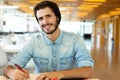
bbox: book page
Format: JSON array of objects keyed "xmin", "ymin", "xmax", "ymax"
[
  {"xmin": 0, "ymin": 76, "xmax": 8, "ymax": 80},
  {"xmin": 27, "ymin": 74, "xmax": 39, "ymax": 80}
]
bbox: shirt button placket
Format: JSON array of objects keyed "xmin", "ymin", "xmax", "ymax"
[{"xmin": 52, "ymin": 43, "xmax": 57, "ymax": 71}]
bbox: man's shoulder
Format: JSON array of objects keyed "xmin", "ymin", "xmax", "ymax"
[
  {"xmin": 62, "ymin": 31, "xmax": 76, "ymax": 36},
  {"xmin": 62, "ymin": 30, "xmax": 80, "ymax": 38},
  {"xmin": 62, "ymin": 31, "xmax": 83, "ymax": 42}
]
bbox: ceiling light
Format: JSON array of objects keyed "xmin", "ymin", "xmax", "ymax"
[
  {"xmin": 54, "ymin": 0, "xmax": 76, "ymax": 1},
  {"xmin": 84, "ymin": 0, "xmax": 106, "ymax": 2},
  {"xmin": 115, "ymin": 8, "xmax": 120, "ymax": 11},
  {"xmin": 82, "ymin": 2, "xmax": 103, "ymax": 5},
  {"xmin": 77, "ymin": 7, "xmax": 94, "ymax": 10},
  {"xmin": 109, "ymin": 11, "xmax": 120, "ymax": 16},
  {"xmin": 80, "ymin": 5, "xmax": 99, "ymax": 8},
  {"xmin": 98, "ymin": 14, "xmax": 110, "ymax": 18}
]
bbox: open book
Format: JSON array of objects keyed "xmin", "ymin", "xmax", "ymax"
[{"xmin": 27, "ymin": 74, "xmax": 39, "ymax": 80}]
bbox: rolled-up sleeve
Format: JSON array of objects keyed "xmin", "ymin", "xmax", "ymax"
[
  {"xmin": 75, "ymin": 35, "xmax": 94, "ymax": 68},
  {"xmin": 7, "ymin": 39, "xmax": 34, "ymax": 68}
]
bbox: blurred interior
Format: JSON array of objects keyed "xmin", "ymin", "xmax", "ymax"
[{"xmin": 0, "ymin": 0, "xmax": 120, "ymax": 80}]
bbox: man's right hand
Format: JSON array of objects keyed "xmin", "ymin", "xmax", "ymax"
[
  {"xmin": 3, "ymin": 65, "xmax": 30, "ymax": 80},
  {"xmin": 8, "ymin": 68, "xmax": 30, "ymax": 80}
]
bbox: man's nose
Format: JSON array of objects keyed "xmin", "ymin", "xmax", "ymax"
[{"xmin": 42, "ymin": 18, "xmax": 48, "ymax": 24}]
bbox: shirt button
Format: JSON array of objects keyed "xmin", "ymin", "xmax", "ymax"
[
  {"xmin": 53, "ymin": 43, "xmax": 55, "ymax": 46},
  {"xmin": 40, "ymin": 62, "xmax": 42, "ymax": 64}
]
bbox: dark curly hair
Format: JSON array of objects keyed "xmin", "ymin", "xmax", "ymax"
[{"xmin": 34, "ymin": 0, "xmax": 61, "ymax": 25}]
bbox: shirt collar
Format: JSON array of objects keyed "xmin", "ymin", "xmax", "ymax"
[{"xmin": 44, "ymin": 30, "xmax": 63, "ymax": 45}]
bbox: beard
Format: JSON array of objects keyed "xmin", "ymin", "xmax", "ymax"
[{"xmin": 41, "ymin": 21, "xmax": 58, "ymax": 34}]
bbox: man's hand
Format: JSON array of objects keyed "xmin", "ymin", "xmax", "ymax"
[
  {"xmin": 7, "ymin": 68, "xmax": 30, "ymax": 80},
  {"xmin": 0, "ymin": 76, "xmax": 8, "ymax": 80},
  {"xmin": 35, "ymin": 72, "xmax": 60, "ymax": 80}
]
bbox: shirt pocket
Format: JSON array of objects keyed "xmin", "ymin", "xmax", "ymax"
[
  {"xmin": 34, "ymin": 57, "xmax": 49, "ymax": 72},
  {"xmin": 60, "ymin": 57, "xmax": 74, "ymax": 70}
]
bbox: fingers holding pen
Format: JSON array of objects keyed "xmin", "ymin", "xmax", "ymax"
[
  {"xmin": 11, "ymin": 69, "xmax": 29, "ymax": 80},
  {"xmin": 8, "ymin": 69, "xmax": 24, "ymax": 80},
  {"xmin": 22, "ymin": 69, "xmax": 30, "ymax": 78},
  {"xmin": 18, "ymin": 69, "xmax": 30, "ymax": 79},
  {"xmin": 13, "ymin": 64, "xmax": 30, "ymax": 80}
]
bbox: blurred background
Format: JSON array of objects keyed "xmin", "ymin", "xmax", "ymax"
[{"xmin": 0, "ymin": 0, "xmax": 120, "ymax": 80}]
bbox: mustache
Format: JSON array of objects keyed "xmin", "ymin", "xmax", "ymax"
[{"xmin": 42, "ymin": 23, "xmax": 53, "ymax": 28}]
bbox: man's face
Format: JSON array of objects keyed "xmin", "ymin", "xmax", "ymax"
[{"xmin": 36, "ymin": 7, "xmax": 58, "ymax": 34}]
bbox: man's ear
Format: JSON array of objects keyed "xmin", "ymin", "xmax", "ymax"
[{"xmin": 57, "ymin": 17, "xmax": 59, "ymax": 21}]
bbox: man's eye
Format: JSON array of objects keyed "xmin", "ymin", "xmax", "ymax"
[{"xmin": 39, "ymin": 17, "xmax": 43, "ymax": 21}]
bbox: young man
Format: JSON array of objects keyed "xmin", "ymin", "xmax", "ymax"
[{"xmin": 3, "ymin": 1, "xmax": 94, "ymax": 80}]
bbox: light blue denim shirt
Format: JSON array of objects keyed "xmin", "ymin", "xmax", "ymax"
[{"xmin": 8, "ymin": 30, "xmax": 94, "ymax": 73}]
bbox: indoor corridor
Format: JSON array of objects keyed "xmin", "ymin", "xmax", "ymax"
[{"xmin": 86, "ymin": 35, "xmax": 120, "ymax": 80}]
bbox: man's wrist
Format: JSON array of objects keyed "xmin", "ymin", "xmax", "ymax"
[
  {"xmin": 3, "ymin": 68, "xmax": 10, "ymax": 78},
  {"xmin": 2, "ymin": 65, "xmax": 15, "ymax": 79},
  {"xmin": 56, "ymin": 71, "xmax": 64, "ymax": 79}
]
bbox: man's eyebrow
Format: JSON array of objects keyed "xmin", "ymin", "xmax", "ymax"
[
  {"xmin": 45, "ymin": 14, "xmax": 51, "ymax": 16},
  {"xmin": 38, "ymin": 13, "xmax": 52, "ymax": 18}
]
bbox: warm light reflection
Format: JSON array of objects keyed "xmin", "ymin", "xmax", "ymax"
[
  {"xmin": 61, "ymin": 11, "xmax": 72, "ymax": 15},
  {"xmin": 19, "ymin": 8, "xmax": 33, "ymax": 14},
  {"xmin": 78, "ymin": 9, "xmax": 93, "ymax": 12},
  {"xmin": 115, "ymin": 8, "xmax": 120, "ymax": 11},
  {"xmin": 82, "ymin": 2, "xmax": 103, "ymax": 5},
  {"xmin": 59, "ymin": 6, "xmax": 73, "ymax": 11},
  {"xmin": 10, "ymin": 3, "xmax": 29, "ymax": 8},
  {"xmin": 54, "ymin": 0, "xmax": 76, "ymax": 1},
  {"xmin": 28, "ymin": 1, "xmax": 40, "ymax": 4},
  {"xmin": 77, "ymin": 7, "xmax": 94, "ymax": 10},
  {"xmin": 97, "ymin": 14, "xmax": 110, "ymax": 19},
  {"xmin": 84, "ymin": 0, "xmax": 106, "ymax": 2},
  {"xmin": 76, "ymin": 12, "xmax": 88, "ymax": 17},
  {"xmin": 80, "ymin": 5, "xmax": 99, "ymax": 8},
  {"xmin": 109, "ymin": 11, "xmax": 120, "ymax": 15}
]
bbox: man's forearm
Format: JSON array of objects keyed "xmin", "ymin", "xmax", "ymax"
[{"xmin": 56, "ymin": 66, "xmax": 93, "ymax": 79}]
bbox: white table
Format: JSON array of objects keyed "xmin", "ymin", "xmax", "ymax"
[
  {"xmin": 0, "ymin": 44, "xmax": 26, "ymax": 61},
  {"xmin": 1, "ymin": 44, "xmax": 25, "ymax": 53}
]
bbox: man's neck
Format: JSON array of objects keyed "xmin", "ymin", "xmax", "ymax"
[{"xmin": 46, "ymin": 28, "xmax": 60, "ymax": 42}]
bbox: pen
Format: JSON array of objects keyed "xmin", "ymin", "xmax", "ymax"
[{"xmin": 14, "ymin": 64, "xmax": 30, "ymax": 77}]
